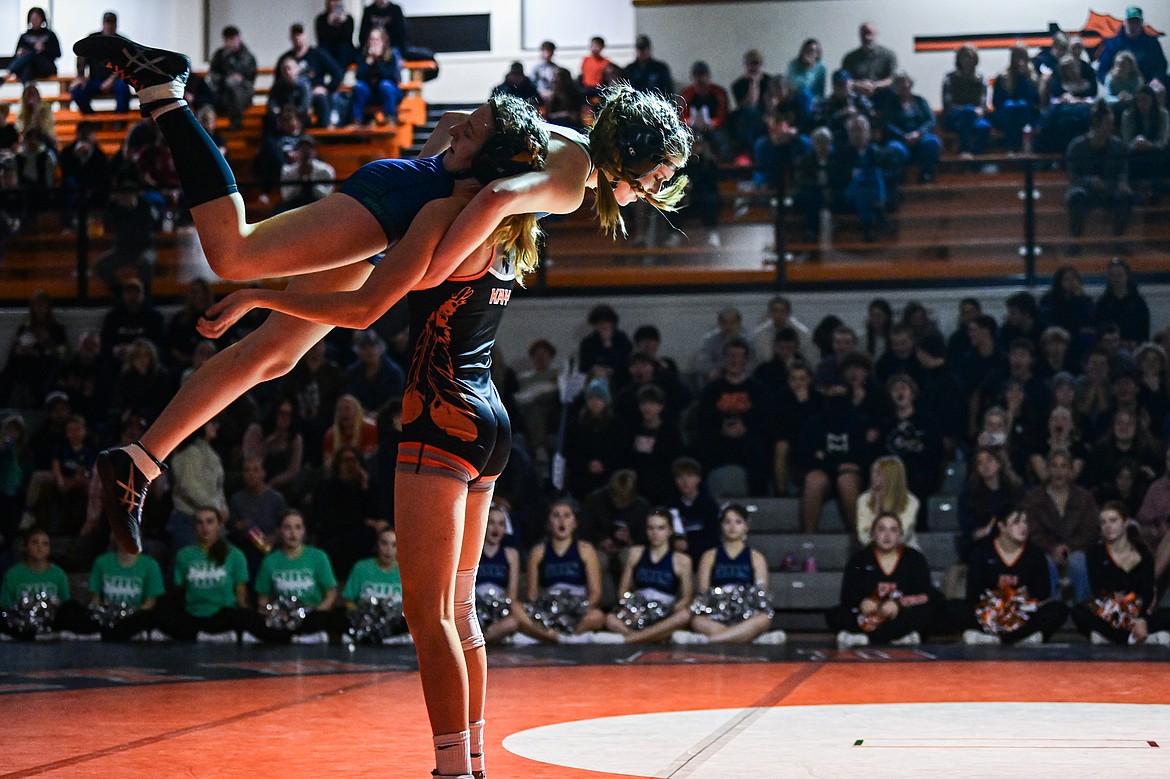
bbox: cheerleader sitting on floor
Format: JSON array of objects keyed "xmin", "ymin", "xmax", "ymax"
[
  {"xmin": 1070, "ymin": 501, "xmax": 1170, "ymax": 646},
  {"xmin": 604, "ymin": 507, "xmax": 695, "ymax": 643},
  {"xmin": 475, "ymin": 503, "xmax": 522, "ymax": 645},
  {"xmin": 687, "ymin": 503, "xmax": 781, "ymax": 645},
  {"xmin": 337, "ymin": 526, "xmax": 409, "ymax": 644}
]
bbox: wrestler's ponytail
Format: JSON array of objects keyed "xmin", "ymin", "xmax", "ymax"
[
  {"xmin": 473, "ymin": 94, "xmax": 549, "ymax": 283},
  {"xmin": 589, "ymin": 83, "xmax": 693, "ymax": 238}
]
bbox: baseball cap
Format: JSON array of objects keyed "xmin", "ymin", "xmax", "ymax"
[{"xmin": 1126, "ymin": 6, "xmax": 1143, "ymax": 20}]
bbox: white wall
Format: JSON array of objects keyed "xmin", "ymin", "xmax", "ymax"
[{"xmin": 637, "ymin": 0, "xmax": 1148, "ymax": 108}]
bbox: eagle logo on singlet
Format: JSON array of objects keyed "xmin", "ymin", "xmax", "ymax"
[{"xmin": 403, "ymin": 286, "xmax": 479, "ymax": 442}]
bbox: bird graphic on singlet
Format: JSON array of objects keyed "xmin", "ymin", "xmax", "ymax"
[{"xmin": 403, "ymin": 286, "xmax": 479, "ymax": 442}]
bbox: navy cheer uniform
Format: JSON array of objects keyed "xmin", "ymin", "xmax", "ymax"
[
  {"xmin": 711, "ymin": 544, "xmax": 755, "ymax": 587},
  {"xmin": 1070, "ymin": 543, "xmax": 1170, "ymax": 644},
  {"xmin": 632, "ymin": 548, "xmax": 680, "ymax": 602},
  {"xmin": 338, "ymin": 154, "xmax": 456, "ymax": 249},
  {"xmin": 477, "ymin": 545, "xmax": 511, "ymax": 592},
  {"xmin": 963, "ymin": 537, "xmax": 1068, "ymax": 644},
  {"xmin": 397, "ymin": 249, "xmax": 514, "ymax": 487},
  {"xmin": 539, "ymin": 541, "xmax": 587, "ymax": 595}
]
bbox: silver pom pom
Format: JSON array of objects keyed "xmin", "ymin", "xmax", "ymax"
[
  {"xmin": 614, "ymin": 591, "xmax": 672, "ymax": 631},
  {"xmin": 347, "ymin": 594, "xmax": 406, "ymax": 643},
  {"xmin": 265, "ymin": 595, "xmax": 308, "ymax": 631},
  {"xmin": 526, "ymin": 590, "xmax": 589, "ymax": 635},
  {"xmin": 89, "ymin": 600, "xmax": 137, "ymax": 630},
  {"xmin": 4, "ymin": 590, "xmax": 59, "ymax": 635},
  {"xmin": 690, "ymin": 584, "xmax": 774, "ymax": 624},
  {"xmin": 475, "ymin": 585, "xmax": 512, "ymax": 631}
]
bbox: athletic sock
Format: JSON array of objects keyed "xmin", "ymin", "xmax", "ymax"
[
  {"xmin": 125, "ymin": 443, "xmax": 163, "ymax": 482},
  {"xmin": 434, "ymin": 730, "xmax": 471, "ymax": 777},
  {"xmin": 151, "ymin": 101, "xmax": 238, "ymax": 207},
  {"xmin": 469, "ymin": 720, "xmax": 485, "ymax": 774}
]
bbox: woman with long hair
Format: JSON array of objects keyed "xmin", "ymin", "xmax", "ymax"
[
  {"xmin": 690, "ymin": 504, "xmax": 776, "ymax": 644},
  {"xmin": 1121, "ymin": 85, "xmax": 1169, "ymax": 197},
  {"xmin": 992, "ymin": 43, "xmax": 1040, "ymax": 152},
  {"xmin": 855, "ymin": 455, "xmax": 920, "ymax": 548},
  {"xmin": 1070, "ymin": 501, "xmax": 1170, "ymax": 645},
  {"xmin": 957, "ymin": 445, "xmax": 1025, "ymax": 561},
  {"xmin": 350, "ymin": 28, "xmax": 401, "ymax": 127},
  {"xmin": 4, "ymin": 7, "xmax": 61, "ymax": 84},
  {"xmin": 323, "ymin": 393, "xmax": 377, "ymax": 470},
  {"xmin": 604, "ymin": 507, "xmax": 695, "ymax": 643}
]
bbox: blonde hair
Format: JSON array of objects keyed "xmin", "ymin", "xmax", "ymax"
[
  {"xmin": 330, "ymin": 394, "xmax": 368, "ymax": 452},
  {"xmin": 868, "ymin": 455, "xmax": 910, "ymax": 515},
  {"xmin": 476, "ymin": 94, "xmax": 549, "ymax": 283},
  {"xmin": 588, "ymin": 83, "xmax": 693, "ymax": 238}
]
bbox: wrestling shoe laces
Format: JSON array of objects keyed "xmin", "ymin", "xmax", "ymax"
[
  {"xmin": 96, "ymin": 447, "xmax": 161, "ymax": 554},
  {"xmin": 72, "ymin": 33, "xmax": 190, "ymax": 92}
]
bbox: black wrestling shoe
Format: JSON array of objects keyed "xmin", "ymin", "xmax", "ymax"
[
  {"xmin": 72, "ymin": 33, "xmax": 190, "ymax": 93},
  {"xmin": 96, "ymin": 447, "xmax": 155, "ymax": 554}
]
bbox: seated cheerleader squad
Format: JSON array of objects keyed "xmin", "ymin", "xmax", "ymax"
[{"xmin": 7, "ymin": 488, "xmax": 1168, "ymax": 647}]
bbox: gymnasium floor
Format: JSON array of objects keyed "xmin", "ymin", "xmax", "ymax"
[{"xmin": 1, "ymin": 640, "xmax": 1168, "ymax": 778}]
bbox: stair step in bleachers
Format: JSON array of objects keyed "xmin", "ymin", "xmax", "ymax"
[
  {"xmin": 751, "ymin": 531, "xmax": 959, "ymax": 574},
  {"xmin": 743, "ymin": 497, "xmax": 846, "ymax": 533}
]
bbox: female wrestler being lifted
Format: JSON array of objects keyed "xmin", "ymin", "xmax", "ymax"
[{"xmin": 73, "ymin": 33, "xmax": 691, "ymax": 555}]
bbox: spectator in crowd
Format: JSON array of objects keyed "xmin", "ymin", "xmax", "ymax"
[
  {"xmin": 690, "ymin": 504, "xmax": 774, "ymax": 644},
  {"xmin": 279, "ymin": 340, "xmax": 344, "ymax": 462},
  {"xmin": 1042, "ymin": 55, "xmax": 1098, "ymax": 153},
  {"xmin": 578, "ymin": 304, "xmax": 632, "ymax": 387},
  {"xmin": 492, "ymin": 60, "xmax": 540, "ymax": 105},
  {"xmin": 208, "ymin": 25, "xmax": 258, "ymax": 130},
  {"xmin": 228, "ymin": 456, "xmax": 288, "ymax": 576},
  {"xmin": 515, "ymin": 499, "xmax": 608, "ymax": 643},
  {"xmin": 545, "ymin": 67, "xmax": 587, "ymax": 129},
  {"xmin": 942, "ymin": 44, "xmax": 991, "ymax": 157},
  {"xmin": 992, "ymin": 43, "xmax": 1041, "ymax": 152},
  {"xmin": 1024, "ymin": 449, "xmax": 1099, "ymax": 601},
  {"xmin": 0, "ymin": 291, "xmax": 67, "ymax": 409},
  {"xmin": 753, "ymin": 326, "xmax": 801, "ymax": 398},
  {"xmin": 165, "ymin": 280, "xmax": 213, "ymax": 374},
  {"xmin": 670, "ymin": 135, "xmax": 723, "ymax": 246},
  {"xmin": 1039, "ymin": 266, "xmax": 1097, "ymax": 358},
  {"xmin": 253, "ymin": 105, "xmax": 307, "ymax": 194},
  {"xmin": 57, "ymin": 120, "xmax": 110, "ymax": 223},
  {"xmin": 961, "ymin": 506, "xmax": 1069, "ymax": 645},
  {"xmin": 1029, "ymin": 405, "xmax": 1088, "ymax": 485},
  {"xmin": 1134, "ymin": 342, "xmax": 1168, "ymax": 428},
  {"xmin": 99, "ymin": 277, "xmax": 166, "ymax": 364},
  {"xmin": 242, "ymin": 398, "xmax": 306, "ymax": 506},
  {"xmin": 625, "ymin": 35, "xmax": 673, "ymax": 95},
  {"xmin": 313, "ymin": 444, "xmax": 387, "ymax": 580},
  {"xmin": 4, "ymin": 7, "xmax": 61, "ymax": 85},
  {"xmin": 944, "ymin": 297, "xmax": 980, "ymax": 362},
  {"xmin": 579, "ymin": 468, "xmax": 652, "ymax": 559},
  {"xmin": 1136, "ymin": 442, "xmax": 1170, "ymax": 583},
  {"xmin": 46, "ymin": 414, "xmax": 95, "ymax": 535},
  {"xmin": 278, "ymin": 137, "xmax": 336, "ymax": 213},
  {"xmin": 1037, "ymin": 328, "xmax": 1077, "ymax": 382},
  {"xmin": 282, "ymin": 23, "xmax": 345, "ymax": 128},
  {"xmin": 750, "ymin": 295, "xmax": 813, "ymax": 367},
  {"xmin": 93, "ymin": 174, "xmax": 159, "ymax": 296},
  {"xmin": 957, "ymin": 315, "xmax": 1006, "ymax": 423},
  {"xmin": 752, "ymin": 78, "xmax": 812, "ymax": 191},
  {"xmin": 343, "ymin": 329, "xmax": 404, "ymax": 413},
  {"xmin": 1066, "ymin": 99, "xmax": 1134, "ymax": 242},
  {"xmin": 564, "ymin": 378, "xmax": 628, "ymax": 501},
  {"xmin": 1086, "ymin": 407, "xmax": 1161, "ymax": 493},
  {"xmin": 352, "ymin": 27, "xmax": 403, "ymax": 125},
  {"xmin": 1096, "ymin": 458, "xmax": 1148, "ymax": 518},
  {"xmin": 14, "ymin": 127, "xmax": 56, "ymax": 210},
  {"xmin": 814, "ymin": 69, "xmax": 876, "ymax": 149},
  {"xmin": 1096, "ymin": 257, "xmax": 1150, "ymax": 349},
  {"xmin": 249, "ymin": 509, "xmax": 338, "ymax": 644},
  {"xmin": 316, "ymin": 0, "xmax": 358, "ymax": 70},
  {"xmin": 957, "ymin": 445, "xmax": 1026, "ymax": 561},
  {"xmin": 359, "ymin": 0, "xmax": 407, "ymax": 54},
  {"xmin": 267, "ymin": 55, "xmax": 312, "ymax": 132},
  {"xmin": 797, "ymin": 391, "xmax": 872, "ymax": 533},
  {"xmin": 681, "ymin": 61, "xmax": 731, "ymax": 161},
  {"xmin": 813, "ymin": 324, "xmax": 859, "ymax": 394},
  {"xmin": 792, "ymin": 126, "xmax": 837, "ymax": 243},
  {"xmin": 323, "ymin": 393, "xmax": 378, "ymax": 471},
  {"xmin": 863, "ymin": 299, "xmax": 893, "ymax": 360},
  {"xmin": 667, "ymin": 456, "xmax": 720, "ymax": 558},
  {"xmin": 914, "ymin": 332, "xmax": 964, "ymax": 454},
  {"xmin": 578, "ymin": 36, "xmax": 613, "ymax": 99},
  {"xmin": 840, "ymin": 21, "xmax": 897, "ymax": 98},
  {"xmin": 169, "ymin": 418, "xmax": 228, "ymax": 554},
  {"xmin": 695, "ymin": 338, "xmax": 771, "ymax": 495},
  {"xmin": 855, "ymin": 455, "xmax": 920, "ymax": 547},
  {"xmin": 787, "ymin": 38, "xmax": 827, "ymax": 107},
  {"xmin": 1076, "ymin": 349, "xmax": 1115, "ymax": 436},
  {"xmin": 729, "ymin": 49, "xmax": 772, "ymax": 158},
  {"xmin": 531, "ymin": 40, "xmax": 560, "ymax": 104},
  {"xmin": 1095, "ymin": 6, "xmax": 1168, "ymax": 87},
  {"xmin": 874, "ymin": 323, "xmax": 916, "ymax": 383},
  {"xmin": 1070, "ymin": 501, "xmax": 1170, "ymax": 645},
  {"xmin": 513, "ymin": 339, "xmax": 560, "ymax": 466},
  {"xmin": 832, "ymin": 114, "xmax": 894, "ymax": 242},
  {"xmin": 884, "ymin": 71, "xmax": 942, "ymax": 183},
  {"xmin": 632, "ymin": 325, "xmax": 687, "ymax": 397},
  {"xmin": 884, "ymin": 373, "xmax": 943, "ymax": 501},
  {"xmin": 1104, "ymin": 51, "xmax": 1144, "ymax": 111},
  {"xmin": 692, "ymin": 308, "xmax": 745, "ymax": 382},
  {"xmin": 624, "ymin": 384, "xmax": 685, "ymax": 505},
  {"xmin": 1121, "ymin": 85, "xmax": 1169, "ymax": 198},
  {"xmin": 770, "ymin": 361, "xmax": 817, "ymax": 496},
  {"xmin": 830, "ymin": 511, "xmax": 935, "ymax": 648},
  {"xmin": 70, "ymin": 12, "xmax": 130, "ymax": 114},
  {"xmin": 0, "ymin": 415, "xmax": 33, "ymax": 562},
  {"xmin": 604, "ymin": 507, "xmax": 695, "ymax": 643}
]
